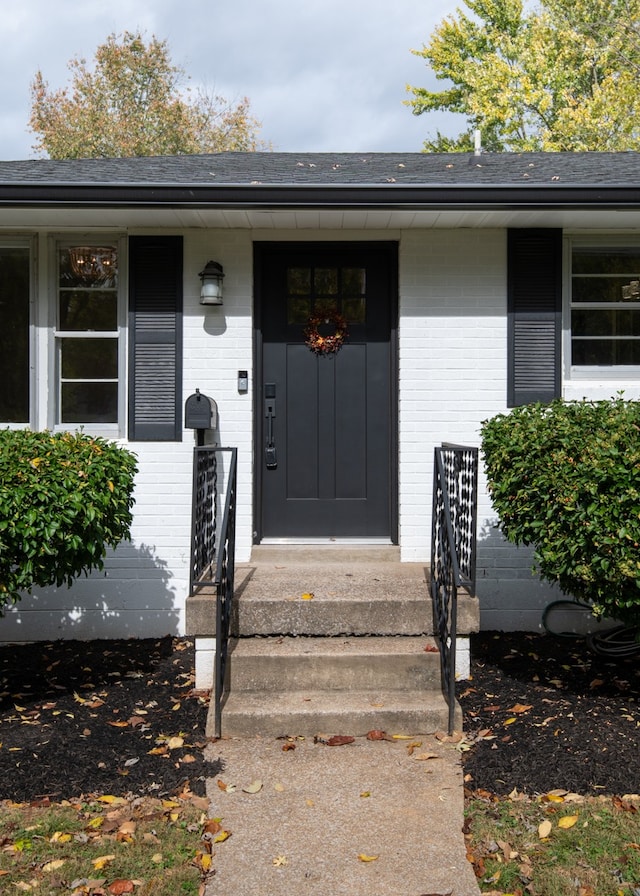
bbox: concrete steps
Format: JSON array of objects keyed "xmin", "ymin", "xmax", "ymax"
[
  {"xmin": 186, "ymin": 545, "xmax": 479, "ymax": 738},
  {"xmin": 225, "ymin": 635, "xmax": 441, "ymax": 692},
  {"xmin": 218, "ymin": 689, "xmax": 459, "ymax": 738}
]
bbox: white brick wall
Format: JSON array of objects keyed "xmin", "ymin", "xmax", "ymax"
[{"xmin": 4, "ymin": 225, "xmax": 572, "ymax": 641}]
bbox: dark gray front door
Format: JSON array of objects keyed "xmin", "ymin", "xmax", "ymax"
[{"xmin": 256, "ymin": 242, "xmax": 397, "ymax": 540}]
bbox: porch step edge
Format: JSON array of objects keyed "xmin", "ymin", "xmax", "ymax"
[{"xmin": 213, "ymin": 689, "xmax": 461, "ymax": 738}]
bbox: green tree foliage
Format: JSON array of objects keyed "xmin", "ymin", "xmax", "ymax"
[
  {"xmin": 0, "ymin": 430, "xmax": 137, "ymax": 610},
  {"xmin": 407, "ymin": 0, "xmax": 640, "ymax": 151},
  {"xmin": 29, "ymin": 31, "xmax": 266, "ymax": 159},
  {"xmin": 481, "ymin": 398, "xmax": 640, "ymax": 625}
]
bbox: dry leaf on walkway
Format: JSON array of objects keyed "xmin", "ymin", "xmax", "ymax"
[
  {"xmin": 357, "ymin": 853, "xmax": 379, "ymax": 862},
  {"xmin": 242, "ymin": 780, "xmax": 263, "ymax": 793},
  {"xmin": 326, "ymin": 735, "xmax": 355, "ymax": 746},
  {"xmin": 366, "ymin": 729, "xmax": 391, "ymax": 741}
]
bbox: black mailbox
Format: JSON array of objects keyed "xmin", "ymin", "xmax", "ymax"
[{"xmin": 185, "ymin": 390, "xmax": 218, "ymax": 430}]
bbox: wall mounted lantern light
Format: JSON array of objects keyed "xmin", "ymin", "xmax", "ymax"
[{"xmin": 199, "ymin": 260, "xmax": 225, "ymax": 305}]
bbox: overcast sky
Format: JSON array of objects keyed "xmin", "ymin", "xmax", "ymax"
[{"xmin": 1, "ymin": 0, "xmax": 463, "ymax": 160}]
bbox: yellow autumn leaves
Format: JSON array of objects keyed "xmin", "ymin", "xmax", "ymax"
[{"xmin": 538, "ymin": 814, "xmax": 579, "ymax": 839}]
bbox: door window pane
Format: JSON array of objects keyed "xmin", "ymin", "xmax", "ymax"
[{"xmin": 0, "ymin": 247, "xmax": 30, "ymax": 422}]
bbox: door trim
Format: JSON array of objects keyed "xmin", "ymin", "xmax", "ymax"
[{"xmin": 252, "ymin": 240, "xmax": 399, "ymax": 544}]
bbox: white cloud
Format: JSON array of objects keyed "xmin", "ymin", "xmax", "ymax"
[{"xmin": 0, "ymin": 0, "xmax": 463, "ymax": 159}]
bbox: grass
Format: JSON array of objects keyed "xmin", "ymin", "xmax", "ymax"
[
  {"xmin": 465, "ymin": 790, "xmax": 640, "ymax": 896},
  {"xmin": 0, "ymin": 786, "xmax": 215, "ymax": 895}
]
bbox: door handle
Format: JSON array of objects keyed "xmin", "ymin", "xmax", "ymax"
[{"xmin": 264, "ymin": 384, "xmax": 277, "ymax": 469}]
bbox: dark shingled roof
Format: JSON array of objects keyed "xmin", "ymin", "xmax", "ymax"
[
  {"xmin": 1, "ymin": 152, "xmax": 640, "ymax": 209},
  {"xmin": 0, "ymin": 151, "xmax": 639, "ymax": 186}
]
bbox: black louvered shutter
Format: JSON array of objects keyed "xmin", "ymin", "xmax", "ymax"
[
  {"xmin": 128, "ymin": 235, "xmax": 183, "ymax": 440},
  {"xmin": 507, "ymin": 229, "xmax": 562, "ymax": 407}
]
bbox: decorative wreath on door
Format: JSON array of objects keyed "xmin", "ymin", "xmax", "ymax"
[{"xmin": 304, "ymin": 309, "xmax": 349, "ymax": 355}]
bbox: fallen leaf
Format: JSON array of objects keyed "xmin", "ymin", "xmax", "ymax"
[
  {"xmin": 357, "ymin": 853, "xmax": 379, "ymax": 862},
  {"xmin": 273, "ymin": 855, "xmax": 288, "ymax": 866},
  {"xmin": 193, "ymin": 851, "xmax": 212, "ymax": 873},
  {"xmin": 42, "ymin": 859, "xmax": 66, "ymax": 872},
  {"xmin": 406, "ymin": 741, "xmax": 423, "ymax": 756},
  {"xmin": 282, "ymin": 742, "xmax": 296, "ymax": 752},
  {"xmin": 242, "ymin": 780, "xmax": 263, "ymax": 794},
  {"xmin": 366, "ymin": 730, "xmax": 391, "ymax": 741},
  {"xmin": 167, "ymin": 736, "xmax": 184, "ymax": 750},
  {"xmin": 508, "ymin": 703, "xmax": 533, "ymax": 714},
  {"xmin": 216, "ymin": 779, "xmax": 236, "ymax": 793},
  {"xmin": 213, "ymin": 830, "xmax": 231, "ymax": 843},
  {"xmin": 413, "ymin": 752, "xmax": 439, "ymax": 761},
  {"xmin": 614, "ymin": 796, "xmax": 638, "ymax": 813},
  {"xmin": 504, "ymin": 718, "xmax": 517, "ymax": 726},
  {"xmin": 424, "ymin": 644, "xmax": 439, "ymax": 653},
  {"xmin": 558, "ymin": 815, "xmax": 579, "ymax": 829},
  {"xmin": 538, "ymin": 820, "xmax": 552, "ymax": 839},
  {"xmin": 49, "ymin": 831, "xmax": 72, "ymax": 843},
  {"xmin": 93, "ymin": 854, "xmax": 116, "ymax": 871},
  {"xmin": 108, "ymin": 881, "xmax": 135, "ymax": 895},
  {"xmin": 326, "ymin": 735, "xmax": 355, "ymax": 746},
  {"xmin": 301, "ymin": 592, "xmax": 314, "ymax": 600}
]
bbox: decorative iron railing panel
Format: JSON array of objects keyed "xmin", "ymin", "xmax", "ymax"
[
  {"xmin": 189, "ymin": 446, "xmax": 237, "ymax": 737},
  {"xmin": 431, "ymin": 444, "xmax": 478, "ymax": 734}
]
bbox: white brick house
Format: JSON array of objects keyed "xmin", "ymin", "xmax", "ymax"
[{"xmin": 1, "ymin": 151, "xmax": 640, "ymax": 641}]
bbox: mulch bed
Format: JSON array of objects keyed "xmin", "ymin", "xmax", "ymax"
[
  {"xmin": 0, "ymin": 637, "xmax": 219, "ymax": 803},
  {"xmin": 458, "ymin": 630, "xmax": 640, "ymax": 798},
  {"xmin": 0, "ymin": 631, "xmax": 638, "ymax": 803}
]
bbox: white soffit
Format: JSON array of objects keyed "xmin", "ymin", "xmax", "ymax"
[{"xmin": 0, "ymin": 206, "xmax": 638, "ymax": 231}]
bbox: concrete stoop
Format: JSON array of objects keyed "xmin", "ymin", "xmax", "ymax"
[{"xmin": 185, "ymin": 545, "xmax": 479, "ymax": 738}]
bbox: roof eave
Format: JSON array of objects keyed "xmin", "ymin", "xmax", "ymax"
[{"xmin": 0, "ymin": 182, "xmax": 639, "ymax": 209}]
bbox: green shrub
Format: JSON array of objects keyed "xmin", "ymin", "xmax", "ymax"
[
  {"xmin": 481, "ymin": 397, "xmax": 640, "ymax": 625},
  {"xmin": 0, "ymin": 430, "xmax": 137, "ymax": 611}
]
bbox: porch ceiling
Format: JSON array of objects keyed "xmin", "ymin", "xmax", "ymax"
[{"xmin": 0, "ymin": 204, "xmax": 638, "ymax": 231}]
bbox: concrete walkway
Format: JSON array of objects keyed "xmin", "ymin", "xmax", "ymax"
[{"xmin": 204, "ymin": 732, "xmax": 480, "ymax": 896}]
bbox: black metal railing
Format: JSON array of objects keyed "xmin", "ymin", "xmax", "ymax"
[
  {"xmin": 431, "ymin": 444, "xmax": 478, "ymax": 734},
  {"xmin": 189, "ymin": 446, "xmax": 237, "ymax": 737}
]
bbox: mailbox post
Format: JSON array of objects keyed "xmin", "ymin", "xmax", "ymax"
[{"xmin": 185, "ymin": 389, "xmax": 218, "ymax": 445}]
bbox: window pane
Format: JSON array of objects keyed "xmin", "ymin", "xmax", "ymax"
[
  {"xmin": 287, "ymin": 296, "xmax": 311, "ymax": 324},
  {"xmin": 573, "ymin": 248, "xmax": 640, "ymax": 275},
  {"xmin": 0, "ymin": 247, "xmax": 30, "ymax": 422},
  {"xmin": 61, "ymin": 382, "xmax": 118, "ymax": 423},
  {"xmin": 314, "ymin": 267, "xmax": 338, "ymax": 295},
  {"xmin": 61, "ymin": 338, "xmax": 118, "ymax": 379},
  {"xmin": 59, "ymin": 246, "xmax": 118, "ymax": 288},
  {"xmin": 287, "ymin": 267, "xmax": 310, "ymax": 295},
  {"xmin": 342, "ymin": 267, "xmax": 366, "ymax": 294},
  {"xmin": 59, "ymin": 290, "xmax": 118, "ymax": 331},
  {"xmin": 572, "ymin": 309, "xmax": 640, "ymax": 337},
  {"xmin": 343, "ymin": 298, "xmax": 366, "ymax": 324},
  {"xmin": 572, "ymin": 339, "xmax": 640, "ymax": 366},
  {"xmin": 573, "ymin": 277, "xmax": 640, "ymax": 304}
]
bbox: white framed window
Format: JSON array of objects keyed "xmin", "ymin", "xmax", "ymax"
[
  {"xmin": 0, "ymin": 239, "xmax": 33, "ymax": 425},
  {"xmin": 53, "ymin": 238, "xmax": 126, "ymax": 434},
  {"xmin": 568, "ymin": 237, "xmax": 640, "ymax": 378}
]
